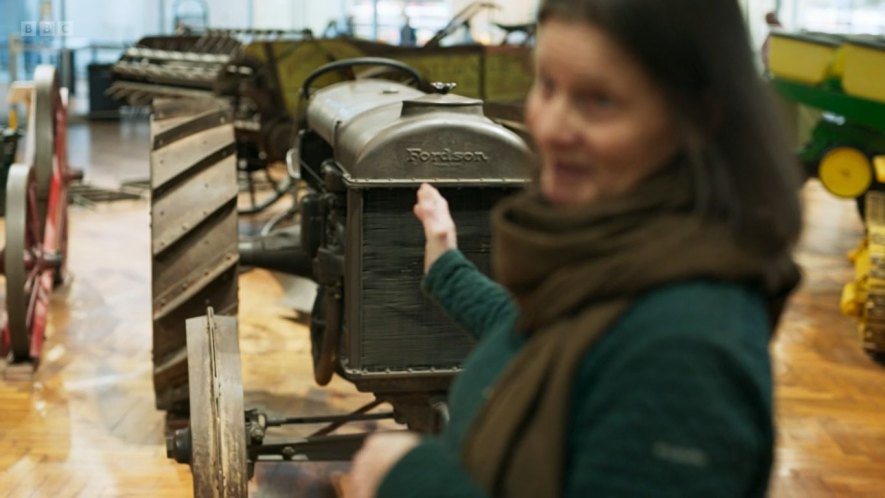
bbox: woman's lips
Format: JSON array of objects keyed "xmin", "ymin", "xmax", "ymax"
[{"xmin": 551, "ymin": 161, "xmax": 590, "ymax": 179}]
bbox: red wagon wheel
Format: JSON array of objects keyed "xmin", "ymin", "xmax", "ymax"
[
  {"xmin": 0, "ymin": 64, "xmax": 70, "ymax": 364},
  {"xmin": 33, "ymin": 65, "xmax": 70, "ymax": 287},
  {"xmin": 2, "ymin": 164, "xmax": 52, "ymax": 363}
]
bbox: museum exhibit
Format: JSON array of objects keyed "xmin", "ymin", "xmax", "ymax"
[{"xmin": 0, "ymin": 0, "xmax": 883, "ymax": 496}]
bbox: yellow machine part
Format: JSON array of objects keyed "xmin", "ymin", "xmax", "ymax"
[
  {"xmin": 842, "ymin": 42, "xmax": 885, "ymax": 104},
  {"xmin": 818, "ymin": 146, "xmax": 872, "ymax": 198},
  {"xmin": 244, "ymin": 39, "xmax": 367, "ymax": 119},
  {"xmin": 844, "ymin": 191, "xmax": 885, "ymax": 354},
  {"xmin": 768, "ymin": 34, "xmax": 839, "ymax": 85},
  {"xmin": 841, "ymin": 240, "xmax": 869, "ymax": 317},
  {"xmin": 829, "ymin": 45, "xmax": 847, "ymax": 80},
  {"xmin": 876, "ymin": 156, "xmax": 885, "ymax": 183},
  {"xmin": 243, "ymin": 39, "xmax": 533, "ymax": 120}
]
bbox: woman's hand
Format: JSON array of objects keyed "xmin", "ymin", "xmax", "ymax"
[
  {"xmin": 347, "ymin": 432, "xmax": 421, "ymax": 498},
  {"xmin": 413, "ymin": 183, "xmax": 458, "ymax": 273}
]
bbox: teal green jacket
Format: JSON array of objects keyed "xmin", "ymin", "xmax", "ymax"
[{"xmin": 378, "ymin": 250, "xmax": 774, "ymax": 497}]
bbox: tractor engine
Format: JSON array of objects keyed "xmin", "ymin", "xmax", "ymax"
[{"xmin": 295, "ymin": 78, "xmax": 531, "ymax": 429}]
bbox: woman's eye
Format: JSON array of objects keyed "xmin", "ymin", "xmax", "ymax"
[
  {"xmin": 594, "ymin": 94, "xmax": 615, "ymax": 108},
  {"xmin": 575, "ymin": 92, "xmax": 618, "ymax": 115},
  {"xmin": 581, "ymin": 92, "xmax": 615, "ymax": 109}
]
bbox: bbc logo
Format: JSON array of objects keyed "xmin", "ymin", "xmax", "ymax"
[{"xmin": 21, "ymin": 21, "xmax": 73, "ymax": 37}]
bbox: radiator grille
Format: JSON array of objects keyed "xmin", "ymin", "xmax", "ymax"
[{"xmin": 355, "ymin": 187, "xmax": 515, "ymax": 372}]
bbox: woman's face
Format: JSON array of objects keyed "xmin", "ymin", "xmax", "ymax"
[{"xmin": 525, "ymin": 18, "xmax": 681, "ymax": 205}]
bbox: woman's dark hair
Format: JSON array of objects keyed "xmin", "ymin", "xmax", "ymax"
[{"xmin": 539, "ymin": 0, "xmax": 803, "ymax": 254}]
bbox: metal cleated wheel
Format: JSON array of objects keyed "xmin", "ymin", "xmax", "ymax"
[
  {"xmin": 164, "ymin": 310, "xmax": 380, "ymax": 494},
  {"xmin": 149, "ymin": 97, "xmax": 239, "ymax": 414},
  {"xmin": 167, "ymin": 309, "xmax": 248, "ymax": 497}
]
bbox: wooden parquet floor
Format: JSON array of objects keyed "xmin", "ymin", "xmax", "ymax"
[
  {"xmin": 0, "ymin": 117, "xmax": 883, "ymax": 496},
  {"xmin": 769, "ymin": 185, "xmax": 885, "ymax": 497}
]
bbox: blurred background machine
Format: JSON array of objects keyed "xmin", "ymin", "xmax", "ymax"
[
  {"xmin": 768, "ymin": 31, "xmax": 885, "ymax": 359},
  {"xmin": 107, "ymin": 1, "xmax": 534, "ymax": 215}
]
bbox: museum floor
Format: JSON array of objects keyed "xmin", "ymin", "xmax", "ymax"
[{"xmin": 0, "ymin": 114, "xmax": 883, "ymax": 497}]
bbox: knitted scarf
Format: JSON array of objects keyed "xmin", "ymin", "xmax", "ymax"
[{"xmin": 460, "ymin": 160, "xmax": 800, "ymax": 497}]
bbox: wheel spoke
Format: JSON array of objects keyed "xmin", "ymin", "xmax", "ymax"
[
  {"xmin": 26, "ymin": 253, "xmax": 42, "ymax": 282},
  {"xmin": 27, "ymin": 187, "xmax": 42, "ymax": 246},
  {"xmin": 25, "ymin": 274, "xmax": 40, "ymax": 328}
]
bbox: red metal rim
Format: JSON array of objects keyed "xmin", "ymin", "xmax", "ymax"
[{"xmin": 45, "ymin": 80, "xmax": 70, "ymax": 285}]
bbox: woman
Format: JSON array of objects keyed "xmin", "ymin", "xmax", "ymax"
[{"xmin": 349, "ymin": 0, "xmax": 802, "ymax": 496}]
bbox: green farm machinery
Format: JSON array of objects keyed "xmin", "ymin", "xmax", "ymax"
[{"xmin": 769, "ymin": 31, "xmax": 885, "ymax": 358}]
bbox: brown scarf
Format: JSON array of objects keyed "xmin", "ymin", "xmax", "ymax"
[{"xmin": 461, "ymin": 160, "xmax": 800, "ymax": 498}]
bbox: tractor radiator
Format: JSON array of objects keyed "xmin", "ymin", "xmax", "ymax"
[{"xmin": 345, "ymin": 187, "xmax": 515, "ymax": 376}]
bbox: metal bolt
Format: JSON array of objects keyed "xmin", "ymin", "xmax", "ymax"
[
  {"xmin": 249, "ymin": 426, "xmax": 264, "ymax": 444},
  {"xmin": 166, "ymin": 428, "xmax": 192, "ymax": 464},
  {"xmin": 281, "ymin": 446, "xmax": 296, "ymax": 460}
]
